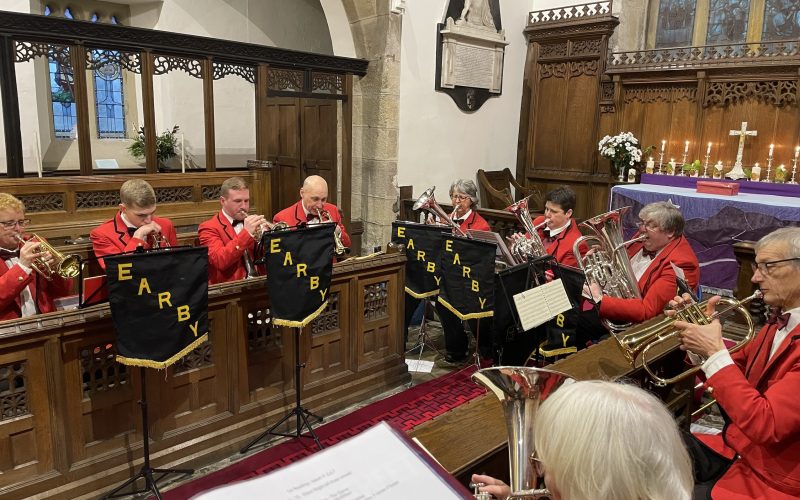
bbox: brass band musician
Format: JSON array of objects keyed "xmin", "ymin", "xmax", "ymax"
[
  {"xmin": 90, "ymin": 179, "xmax": 178, "ymax": 269},
  {"xmin": 198, "ymin": 177, "xmax": 267, "ymax": 284},
  {"xmin": 0, "ymin": 193, "xmax": 73, "ymax": 320}
]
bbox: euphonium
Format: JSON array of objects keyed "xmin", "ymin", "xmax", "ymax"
[
  {"xmin": 572, "ymin": 207, "xmax": 646, "ymax": 333},
  {"xmin": 471, "ymin": 367, "xmax": 574, "ymax": 499},
  {"xmin": 412, "ymin": 186, "xmax": 467, "ymax": 237},
  {"xmin": 15, "ymin": 234, "xmax": 80, "ymax": 280},
  {"xmin": 504, "ymin": 195, "xmax": 548, "ymax": 264},
  {"xmin": 619, "ymin": 290, "xmax": 761, "ymax": 387},
  {"xmin": 316, "ymin": 209, "xmax": 348, "ymax": 256}
]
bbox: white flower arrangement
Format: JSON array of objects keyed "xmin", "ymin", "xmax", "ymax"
[{"xmin": 598, "ymin": 132, "xmax": 644, "ymax": 175}]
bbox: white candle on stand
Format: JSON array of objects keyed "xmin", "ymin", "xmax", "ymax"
[
  {"xmin": 769, "ymin": 143, "xmax": 774, "ymax": 157},
  {"xmin": 684, "ymin": 141, "xmax": 689, "ymax": 154},
  {"xmin": 661, "ymin": 139, "xmax": 666, "ymax": 151},
  {"xmin": 181, "ymin": 133, "xmax": 185, "ymax": 174},
  {"xmin": 706, "ymin": 142, "xmax": 712, "ymax": 155},
  {"xmin": 795, "ymin": 146, "xmax": 799, "ymax": 159}
]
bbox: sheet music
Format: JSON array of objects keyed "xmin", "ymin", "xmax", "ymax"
[
  {"xmin": 513, "ymin": 278, "xmax": 573, "ymax": 331},
  {"xmin": 193, "ymin": 422, "xmax": 465, "ymax": 499}
]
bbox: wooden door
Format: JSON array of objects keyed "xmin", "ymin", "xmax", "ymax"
[
  {"xmin": 301, "ymin": 99, "xmax": 338, "ymax": 204},
  {"xmin": 265, "ymin": 97, "xmax": 302, "ymax": 214}
]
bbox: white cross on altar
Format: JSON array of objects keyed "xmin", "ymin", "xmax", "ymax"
[{"xmin": 727, "ymin": 121, "xmax": 758, "ymax": 179}]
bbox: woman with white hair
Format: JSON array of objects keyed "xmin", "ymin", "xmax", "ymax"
[{"xmin": 472, "ymin": 380, "xmax": 693, "ymax": 500}]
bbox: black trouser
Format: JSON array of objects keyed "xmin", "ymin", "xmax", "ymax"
[{"xmin": 682, "ymin": 431, "xmax": 734, "ymax": 500}]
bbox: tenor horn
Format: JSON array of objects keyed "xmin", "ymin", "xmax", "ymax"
[
  {"xmin": 572, "ymin": 207, "xmax": 646, "ymax": 333},
  {"xmin": 504, "ymin": 195, "xmax": 548, "ymax": 264},
  {"xmin": 619, "ymin": 291, "xmax": 761, "ymax": 386},
  {"xmin": 471, "ymin": 367, "xmax": 574, "ymax": 499},
  {"xmin": 15, "ymin": 234, "xmax": 80, "ymax": 280},
  {"xmin": 412, "ymin": 186, "xmax": 467, "ymax": 237}
]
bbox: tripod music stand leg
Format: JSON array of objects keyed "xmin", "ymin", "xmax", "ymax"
[{"xmin": 102, "ymin": 367, "xmax": 193, "ymax": 499}]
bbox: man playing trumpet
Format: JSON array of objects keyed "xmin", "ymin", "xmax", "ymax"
[
  {"xmin": 273, "ymin": 175, "xmax": 351, "ymax": 249},
  {"xmin": 91, "ymin": 179, "xmax": 177, "ymax": 269},
  {"xmin": 0, "ymin": 193, "xmax": 73, "ymax": 320},
  {"xmin": 198, "ymin": 177, "xmax": 267, "ymax": 284},
  {"xmin": 674, "ymin": 227, "xmax": 800, "ymax": 499}
]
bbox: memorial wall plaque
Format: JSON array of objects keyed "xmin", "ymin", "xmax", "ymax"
[{"xmin": 436, "ymin": 0, "xmax": 508, "ymax": 111}]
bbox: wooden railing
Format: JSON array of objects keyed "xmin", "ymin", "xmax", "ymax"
[{"xmin": 0, "ymin": 252, "xmax": 408, "ymax": 499}]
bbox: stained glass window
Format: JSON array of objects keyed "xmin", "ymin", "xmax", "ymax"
[
  {"xmin": 93, "ymin": 55, "xmax": 126, "ymax": 139},
  {"xmin": 655, "ymin": 0, "xmax": 697, "ymax": 48},
  {"xmin": 49, "ymin": 54, "xmax": 76, "ymax": 139},
  {"xmin": 762, "ymin": 0, "xmax": 800, "ymax": 41},
  {"xmin": 706, "ymin": 0, "xmax": 751, "ymax": 44}
]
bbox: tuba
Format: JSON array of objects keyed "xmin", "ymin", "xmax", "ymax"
[
  {"xmin": 412, "ymin": 186, "xmax": 467, "ymax": 237},
  {"xmin": 471, "ymin": 366, "xmax": 574, "ymax": 499},
  {"xmin": 618, "ymin": 291, "xmax": 760, "ymax": 386},
  {"xmin": 504, "ymin": 195, "xmax": 549, "ymax": 264},
  {"xmin": 316, "ymin": 209, "xmax": 348, "ymax": 256},
  {"xmin": 14, "ymin": 234, "xmax": 80, "ymax": 280},
  {"xmin": 572, "ymin": 207, "xmax": 646, "ymax": 333}
]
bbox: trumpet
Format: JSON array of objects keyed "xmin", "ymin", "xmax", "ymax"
[
  {"xmin": 14, "ymin": 234, "xmax": 80, "ymax": 280},
  {"xmin": 316, "ymin": 209, "xmax": 348, "ymax": 256},
  {"xmin": 253, "ymin": 220, "xmax": 288, "ymax": 241},
  {"xmin": 625, "ymin": 291, "xmax": 761, "ymax": 386}
]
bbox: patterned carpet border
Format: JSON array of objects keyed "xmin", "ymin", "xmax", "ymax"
[{"xmin": 164, "ymin": 366, "xmax": 483, "ymax": 499}]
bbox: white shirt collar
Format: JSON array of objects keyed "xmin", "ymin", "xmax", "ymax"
[
  {"xmin": 547, "ymin": 219, "xmax": 571, "ymax": 237},
  {"xmin": 120, "ymin": 212, "xmax": 137, "ymax": 230},
  {"xmin": 451, "ymin": 209, "xmax": 472, "ymax": 222}
]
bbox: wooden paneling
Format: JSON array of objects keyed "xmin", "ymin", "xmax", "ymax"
[{"xmin": 0, "ymin": 253, "xmax": 409, "ymax": 499}]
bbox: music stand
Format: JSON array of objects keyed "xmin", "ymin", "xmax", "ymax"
[
  {"xmin": 102, "ymin": 367, "xmax": 194, "ymax": 499},
  {"xmin": 404, "ymin": 298, "xmax": 442, "ymax": 366},
  {"xmin": 241, "ymin": 326, "xmax": 324, "ymax": 453}
]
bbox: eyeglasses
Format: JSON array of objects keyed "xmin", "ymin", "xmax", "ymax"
[
  {"xmin": 636, "ymin": 220, "xmax": 660, "ymax": 231},
  {"xmin": 751, "ymin": 258, "xmax": 800, "ymax": 275},
  {"xmin": 0, "ymin": 219, "xmax": 31, "ymax": 230},
  {"xmin": 451, "ymin": 194, "xmax": 469, "ymax": 202}
]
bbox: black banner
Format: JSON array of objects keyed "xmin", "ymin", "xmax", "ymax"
[
  {"xmin": 437, "ymin": 236, "xmax": 495, "ymax": 320},
  {"xmin": 391, "ymin": 221, "xmax": 449, "ymax": 299},
  {"xmin": 106, "ymin": 247, "xmax": 209, "ymax": 369},
  {"xmin": 262, "ymin": 224, "xmax": 335, "ymax": 327}
]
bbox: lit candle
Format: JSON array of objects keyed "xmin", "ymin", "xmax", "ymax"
[
  {"xmin": 684, "ymin": 141, "xmax": 689, "ymax": 154},
  {"xmin": 769, "ymin": 144, "xmax": 774, "ymax": 158},
  {"xmin": 706, "ymin": 142, "xmax": 712, "ymax": 155},
  {"xmin": 646, "ymin": 157, "xmax": 654, "ymax": 174},
  {"xmin": 661, "ymin": 139, "xmax": 666, "ymax": 151},
  {"xmin": 795, "ymin": 146, "xmax": 799, "ymax": 159},
  {"xmin": 751, "ymin": 162, "xmax": 761, "ymax": 181}
]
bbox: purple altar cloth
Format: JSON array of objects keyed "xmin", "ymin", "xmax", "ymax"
[{"xmin": 640, "ymin": 173, "xmax": 800, "ymax": 198}]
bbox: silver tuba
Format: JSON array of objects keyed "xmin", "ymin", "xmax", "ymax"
[
  {"xmin": 505, "ymin": 195, "xmax": 549, "ymax": 264},
  {"xmin": 471, "ymin": 367, "xmax": 574, "ymax": 499},
  {"xmin": 412, "ymin": 186, "xmax": 467, "ymax": 237},
  {"xmin": 572, "ymin": 207, "xmax": 646, "ymax": 333}
]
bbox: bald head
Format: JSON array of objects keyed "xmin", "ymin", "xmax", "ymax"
[{"xmin": 300, "ymin": 175, "xmax": 329, "ymax": 213}]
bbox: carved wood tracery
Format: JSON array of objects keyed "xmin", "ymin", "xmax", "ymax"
[
  {"xmin": 704, "ymin": 80, "xmax": 798, "ymax": 107},
  {"xmin": 212, "ymin": 62, "xmax": 255, "ymax": 83},
  {"xmin": 0, "ymin": 362, "xmax": 29, "ymax": 421},
  {"xmin": 363, "ymin": 281, "xmax": 389, "ymax": 321},
  {"xmin": 624, "ymin": 85, "xmax": 697, "ymax": 104},
  {"xmin": 311, "ymin": 291, "xmax": 340, "ymax": 335},
  {"xmin": 17, "ymin": 193, "xmax": 66, "ymax": 213},
  {"xmin": 85, "ymin": 48, "xmax": 141, "ymax": 74},
  {"xmin": 153, "ymin": 54, "xmax": 203, "ymax": 78}
]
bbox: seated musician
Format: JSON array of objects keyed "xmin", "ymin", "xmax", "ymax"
[
  {"xmin": 472, "ymin": 380, "xmax": 693, "ymax": 499},
  {"xmin": 273, "ymin": 175, "xmax": 351, "ymax": 249},
  {"xmin": 586, "ymin": 201, "xmax": 699, "ymax": 325},
  {"xmin": 198, "ymin": 177, "xmax": 267, "ymax": 284},
  {"xmin": 673, "ymin": 227, "xmax": 800, "ymax": 499},
  {"xmin": 0, "ymin": 193, "xmax": 73, "ymax": 320},
  {"xmin": 425, "ymin": 179, "xmax": 491, "ymax": 232},
  {"xmin": 90, "ymin": 179, "xmax": 178, "ymax": 269},
  {"xmin": 511, "ymin": 186, "xmax": 582, "ymax": 267}
]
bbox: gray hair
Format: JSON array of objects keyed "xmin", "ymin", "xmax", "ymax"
[
  {"xmin": 449, "ymin": 179, "xmax": 479, "ymax": 206},
  {"xmin": 533, "ymin": 380, "xmax": 693, "ymax": 500},
  {"xmin": 755, "ymin": 227, "xmax": 800, "ymax": 266},
  {"xmin": 639, "ymin": 201, "xmax": 685, "ymax": 236}
]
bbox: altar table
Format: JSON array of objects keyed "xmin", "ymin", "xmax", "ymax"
[{"xmin": 610, "ymin": 184, "xmax": 800, "ymax": 293}]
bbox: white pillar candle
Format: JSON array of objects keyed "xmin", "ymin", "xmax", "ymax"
[
  {"xmin": 706, "ymin": 142, "xmax": 712, "ymax": 155},
  {"xmin": 646, "ymin": 158, "xmax": 654, "ymax": 174},
  {"xmin": 751, "ymin": 163, "xmax": 761, "ymax": 181},
  {"xmin": 661, "ymin": 139, "xmax": 666, "ymax": 151},
  {"xmin": 684, "ymin": 141, "xmax": 689, "ymax": 154},
  {"xmin": 769, "ymin": 143, "xmax": 774, "ymax": 157},
  {"xmin": 34, "ymin": 130, "xmax": 42, "ymax": 178}
]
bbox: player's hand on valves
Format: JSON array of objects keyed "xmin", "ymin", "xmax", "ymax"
[{"xmin": 470, "ymin": 474, "xmax": 510, "ymax": 500}]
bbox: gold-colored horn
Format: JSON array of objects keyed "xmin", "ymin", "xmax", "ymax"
[
  {"xmin": 471, "ymin": 366, "xmax": 573, "ymax": 499},
  {"xmin": 618, "ymin": 291, "xmax": 761, "ymax": 387},
  {"xmin": 412, "ymin": 186, "xmax": 467, "ymax": 237},
  {"xmin": 504, "ymin": 195, "xmax": 549, "ymax": 264},
  {"xmin": 572, "ymin": 207, "xmax": 646, "ymax": 333},
  {"xmin": 16, "ymin": 234, "xmax": 80, "ymax": 280}
]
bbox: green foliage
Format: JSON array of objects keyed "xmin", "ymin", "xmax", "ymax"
[
  {"xmin": 127, "ymin": 125, "xmax": 180, "ymax": 163},
  {"xmin": 682, "ymin": 160, "xmax": 701, "ymax": 174}
]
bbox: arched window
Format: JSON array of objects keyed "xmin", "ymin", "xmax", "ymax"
[{"xmin": 93, "ymin": 53, "xmax": 126, "ymax": 139}]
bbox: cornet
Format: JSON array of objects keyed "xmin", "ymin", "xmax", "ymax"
[
  {"xmin": 316, "ymin": 209, "xmax": 348, "ymax": 256},
  {"xmin": 147, "ymin": 232, "xmax": 170, "ymax": 249},
  {"xmin": 13, "ymin": 234, "xmax": 80, "ymax": 280}
]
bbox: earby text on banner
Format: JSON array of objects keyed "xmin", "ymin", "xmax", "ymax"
[
  {"xmin": 391, "ymin": 221, "xmax": 449, "ymax": 299},
  {"xmin": 437, "ymin": 236, "xmax": 495, "ymax": 320},
  {"xmin": 261, "ymin": 224, "xmax": 335, "ymax": 327},
  {"xmin": 106, "ymin": 246, "xmax": 209, "ymax": 369}
]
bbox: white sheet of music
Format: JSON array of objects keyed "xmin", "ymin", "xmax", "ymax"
[
  {"xmin": 513, "ymin": 278, "xmax": 573, "ymax": 331},
  {"xmin": 192, "ymin": 422, "xmax": 464, "ymax": 499}
]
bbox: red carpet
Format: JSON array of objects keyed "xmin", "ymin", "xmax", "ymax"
[{"xmin": 163, "ymin": 366, "xmax": 483, "ymax": 499}]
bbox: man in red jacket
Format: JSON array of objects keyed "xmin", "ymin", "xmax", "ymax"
[
  {"xmin": 272, "ymin": 175, "xmax": 351, "ymax": 249},
  {"xmin": 90, "ymin": 179, "xmax": 178, "ymax": 269},
  {"xmin": 0, "ymin": 193, "xmax": 72, "ymax": 320},
  {"xmin": 198, "ymin": 177, "xmax": 267, "ymax": 284},
  {"xmin": 674, "ymin": 227, "xmax": 800, "ymax": 499},
  {"xmin": 586, "ymin": 201, "xmax": 700, "ymax": 325}
]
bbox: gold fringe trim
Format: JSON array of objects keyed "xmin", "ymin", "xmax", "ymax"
[
  {"xmin": 116, "ymin": 333, "xmax": 209, "ymax": 369},
  {"xmin": 273, "ymin": 300, "xmax": 328, "ymax": 328},
  {"xmin": 436, "ymin": 297, "xmax": 493, "ymax": 320},
  {"xmin": 538, "ymin": 340, "xmax": 577, "ymax": 358},
  {"xmin": 405, "ymin": 287, "xmax": 439, "ymax": 299}
]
